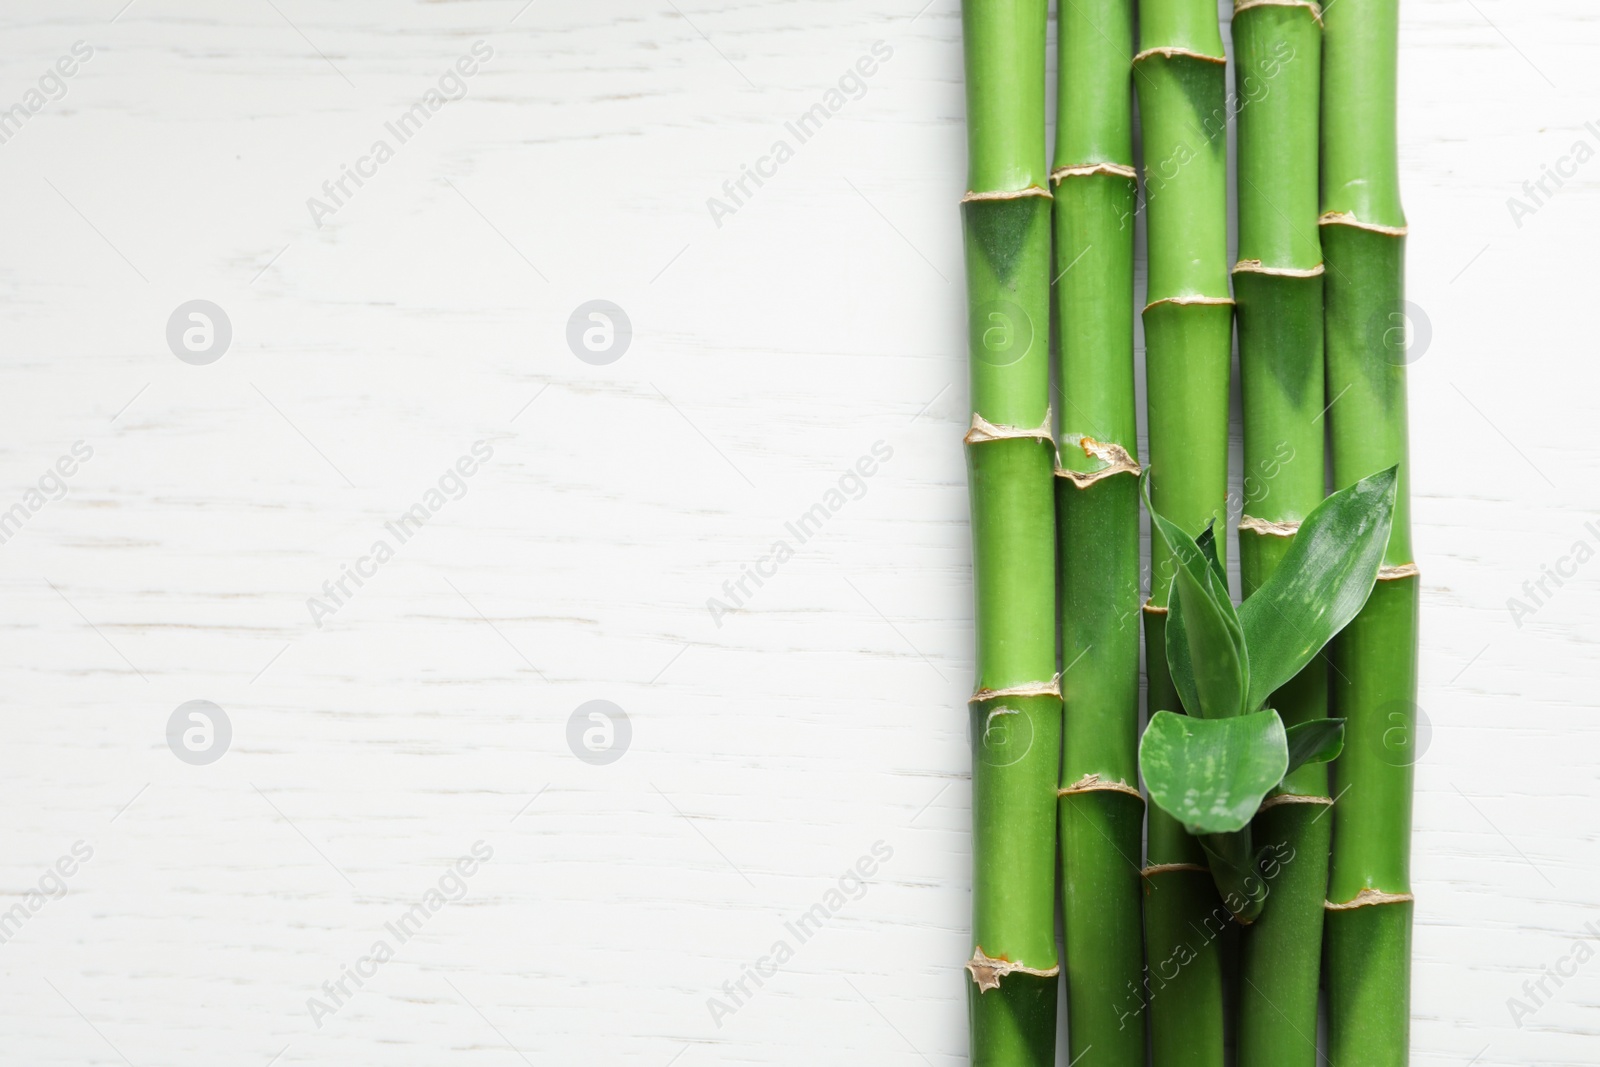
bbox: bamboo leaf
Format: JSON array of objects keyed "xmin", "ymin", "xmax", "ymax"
[
  {"xmin": 1146, "ymin": 484, "xmax": 1247, "ymax": 718},
  {"xmin": 1164, "ymin": 524, "xmax": 1239, "ymax": 721},
  {"xmin": 1168, "ymin": 558, "xmax": 1244, "ymax": 718},
  {"xmin": 1208, "ymin": 563, "xmax": 1247, "ymax": 696},
  {"xmin": 1195, "ymin": 521, "xmax": 1226, "ymax": 586},
  {"xmin": 1238, "ymin": 466, "xmax": 1399, "ymax": 710},
  {"xmin": 1284, "ymin": 717, "xmax": 1346, "ymax": 773},
  {"xmin": 1165, "ymin": 583, "xmax": 1200, "ymax": 721},
  {"xmin": 1139, "ymin": 709, "xmax": 1289, "ymax": 834}
]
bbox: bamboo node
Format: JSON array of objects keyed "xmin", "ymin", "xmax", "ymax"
[
  {"xmin": 1050, "ymin": 162, "xmax": 1137, "ymax": 183},
  {"xmin": 1142, "ymin": 295, "xmax": 1234, "ymax": 313},
  {"xmin": 964, "ymin": 409, "xmax": 1054, "ymax": 446},
  {"xmin": 1318, "ymin": 211, "xmax": 1409, "ymax": 236},
  {"xmin": 1058, "ymin": 773, "xmax": 1143, "ymax": 800},
  {"xmin": 1239, "ymin": 515, "xmax": 1300, "ymax": 538},
  {"xmin": 960, "ymin": 186, "xmax": 1052, "ymax": 203},
  {"xmin": 970, "ymin": 675, "xmax": 1061, "ymax": 704},
  {"xmin": 1232, "ymin": 259, "xmax": 1325, "ymax": 278},
  {"xmin": 964, "ymin": 947, "xmax": 1059, "ymax": 993},
  {"xmin": 1056, "ymin": 437, "xmax": 1140, "ymax": 487},
  {"xmin": 1377, "ymin": 562, "xmax": 1420, "ymax": 581},
  {"xmin": 1259, "ymin": 792, "xmax": 1333, "ymax": 811},
  {"xmin": 1233, "ymin": 0, "xmax": 1323, "ymax": 24},
  {"xmin": 1132, "ymin": 46, "xmax": 1227, "ymax": 66},
  {"xmin": 1141, "ymin": 863, "xmax": 1208, "ymax": 877},
  {"xmin": 1325, "ymin": 888, "xmax": 1414, "ymax": 911}
]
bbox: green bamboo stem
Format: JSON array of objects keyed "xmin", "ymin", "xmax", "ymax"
[
  {"xmin": 960, "ymin": 3, "xmax": 1059, "ymax": 1065},
  {"xmin": 1320, "ymin": 0, "xmax": 1415, "ymax": 1063},
  {"xmin": 1051, "ymin": 0, "xmax": 1143, "ymax": 1064},
  {"xmin": 1134, "ymin": 0, "xmax": 1232, "ymax": 1062},
  {"xmin": 1230, "ymin": 4, "xmax": 1328, "ymax": 1063}
]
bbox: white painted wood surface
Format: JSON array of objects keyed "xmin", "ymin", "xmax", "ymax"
[{"xmin": 0, "ymin": 1, "xmax": 1593, "ymax": 1064}]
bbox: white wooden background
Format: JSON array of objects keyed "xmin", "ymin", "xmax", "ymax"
[{"xmin": 0, "ymin": 1, "xmax": 1593, "ymax": 1064}]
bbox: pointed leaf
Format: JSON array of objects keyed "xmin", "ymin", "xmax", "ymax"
[
  {"xmin": 1139, "ymin": 709, "xmax": 1289, "ymax": 834},
  {"xmin": 1147, "ymin": 495, "xmax": 1247, "ymax": 718},
  {"xmin": 1195, "ymin": 521, "xmax": 1226, "ymax": 587},
  {"xmin": 1171, "ymin": 553, "xmax": 1246, "ymax": 717},
  {"xmin": 1238, "ymin": 467, "xmax": 1399, "ymax": 710},
  {"xmin": 1164, "ymin": 524, "xmax": 1239, "ymax": 720},
  {"xmin": 1164, "ymin": 583, "xmax": 1200, "ymax": 720},
  {"xmin": 1207, "ymin": 564, "xmax": 1247, "ymax": 692},
  {"xmin": 1284, "ymin": 718, "xmax": 1346, "ymax": 774}
]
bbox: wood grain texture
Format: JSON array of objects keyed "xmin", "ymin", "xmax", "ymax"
[{"xmin": 0, "ymin": 1, "xmax": 1592, "ymax": 1064}]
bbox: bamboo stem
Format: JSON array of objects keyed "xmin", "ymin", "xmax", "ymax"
[
  {"xmin": 1133, "ymin": 0, "xmax": 1232, "ymax": 1061},
  {"xmin": 960, "ymin": 3, "xmax": 1059, "ymax": 1064},
  {"xmin": 1230, "ymin": 3, "xmax": 1329, "ymax": 1064},
  {"xmin": 1320, "ymin": 0, "xmax": 1415, "ymax": 1062},
  {"xmin": 1051, "ymin": 0, "xmax": 1143, "ymax": 1063}
]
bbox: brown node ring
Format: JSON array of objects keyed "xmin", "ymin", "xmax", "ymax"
[
  {"xmin": 964, "ymin": 947, "xmax": 1059, "ymax": 993},
  {"xmin": 1325, "ymin": 888, "xmax": 1414, "ymax": 911}
]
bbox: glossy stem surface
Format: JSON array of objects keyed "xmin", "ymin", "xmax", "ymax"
[
  {"xmin": 1134, "ymin": 1, "xmax": 1232, "ymax": 1063},
  {"xmin": 1053, "ymin": 1, "xmax": 1144, "ymax": 1063},
  {"xmin": 1321, "ymin": 0, "xmax": 1415, "ymax": 1062},
  {"xmin": 1232, "ymin": 4, "xmax": 1329, "ymax": 1064},
  {"xmin": 962, "ymin": 3, "xmax": 1059, "ymax": 1063}
]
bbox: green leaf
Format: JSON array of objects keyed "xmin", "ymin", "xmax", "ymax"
[
  {"xmin": 1169, "ymin": 553, "xmax": 1245, "ymax": 718},
  {"xmin": 1284, "ymin": 717, "xmax": 1346, "ymax": 774},
  {"xmin": 1195, "ymin": 521, "xmax": 1226, "ymax": 587},
  {"xmin": 1238, "ymin": 467, "xmax": 1399, "ymax": 710},
  {"xmin": 1139, "ymin": 709, "xmax": 1289, "ymax": 834},
  {"xmin": 1165, "ymin": 583, "xmax": 1200, "ymax": 720},
  {"xmin": 1164, "ymin": 524, "xmax": 1239, "ymax": 720},
  {"xmin": 1164, "ymin": 562, "xmax": 1252, "ymax": 719},
  {"xmin": 1145, "ymin": 483, "xmax": 1246, "ymax": 718},
  {"xmin": 1207, "ymin": 564, "xmax": 1247, "ymax": 694}
]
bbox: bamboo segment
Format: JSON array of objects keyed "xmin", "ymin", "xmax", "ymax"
[
  {"xmin": 1325, "ymin": 570, "xmax": 1417, "ymax": 1066},
  {"xmin": 1321, "ymin": 0, "xmax": 1415, "ymax": 1062},
  {"xmin": 1056, "ymin": 469, "xmax": 1142, "ymax": 1066},
  {"xmin": 960, "ymin": 3, "xmax": 1059, "ymax": 1064},
  {"xmin": 1240, "ymin": 801, "xmax": 1332, "ymax": 1058},
  {"xmin": 1134, "ymin": 0, "xmax": 1232, "ymax": 1062},
  {"xmin": 1231, "ymin": 3, "xmax": 1328, "ymax": 1064},
  {"xmin": 1052, "ymin": 0, "xmax": 1143, "ymax": 1064},
  {"xmin": 1143, "ymin": 866, "xmax": 1229, "ymax": 1067}
]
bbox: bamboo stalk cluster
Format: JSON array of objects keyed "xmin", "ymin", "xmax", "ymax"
[{"xmin": 957, "ymin": 1, "xmax": 1415, "ymax": 1064}]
